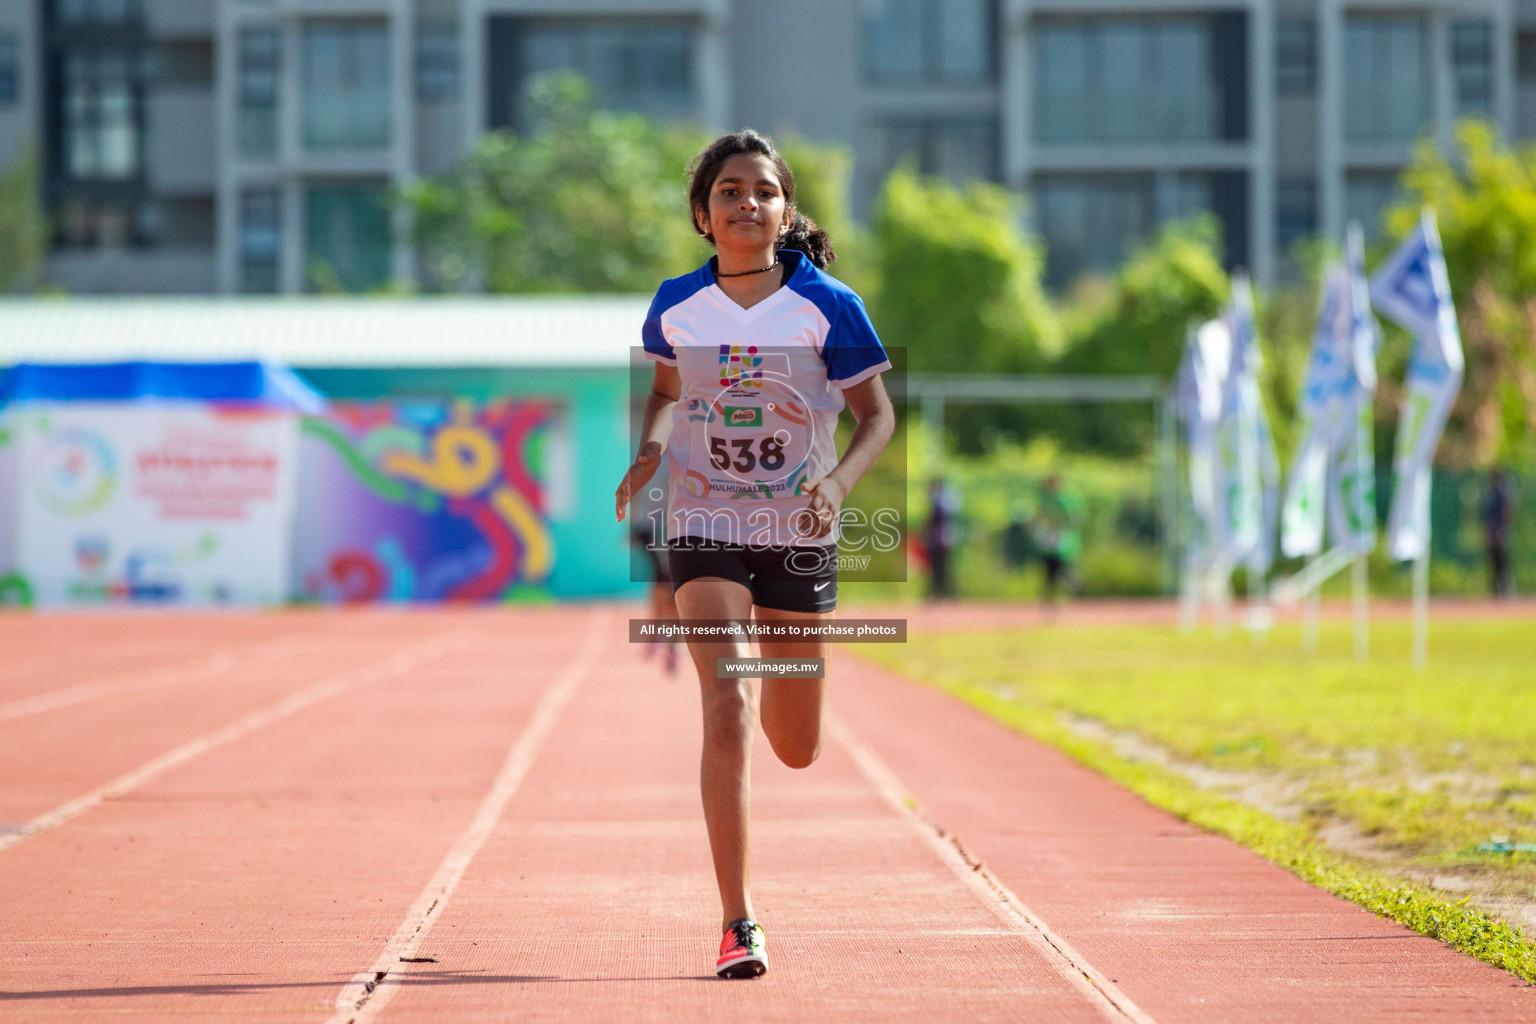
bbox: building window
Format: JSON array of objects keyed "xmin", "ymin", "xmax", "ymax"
[
  {"xmin": 865, "ymin": 116, "xmax": 998, "ymax": 189},
  {"xmin": 305, "ymin": 182, "xmax": 391, "ymax": 293},
  {"xmin": 54, "ymin": 199, "xmax": 149, "ymax": 248},
  {"xmin": 1169, "ymin": 172, "xmax": 1213, "ymax": 222},
  {"xmin": 56, "ymin": 0, "xmax": 143, "ymax": 25},
  {"xmin": 1035, "ymin": 173, "xmax": 1156, "ymax": 288},
  {"xmin": 1344, "ymin": 16, "xmax": 1430, "ymax": 143},
  {"xmin": 1452, "ymin": 20, "xmax": 1494, "ymax": 121},
  {"xmin": 1520, "ymin": 31, "xmax": 1536, "ymax": 83},
  {"xmin": 60, "ymin": 49, "xmax": 142, "ymax": 180},
  {"xmin": 240, "ymin": 188, "xmax": 281, "ymax": 294},
  {"xmin": 416, "ymin": 22, "xmax": 459, "ymax": 103},
  {"xmin": 1345, "ymin": 171, "xmax": 1401, "ymax": 240},
  {"xmin": 1210, "ymin": 170, "xmax": 1249, "ymax": 270},
  {"xmin": 158, "ymin": 196, "xmax": 215, "ymax": 247},
  {"xmin": 43, "ymin": 0, "xmax": 152, "ymax": 251},
  {"xmin": 863, "ymin": 0, "xmax": 993, "ymax": 86},
  {"xmin": 1161, "ymin": 171, "xmax": 1246, "ymax": 270},
  {"xmin": 156, "ymin": 40, "xmax": 214, "ymax": 89},
  {"xmin": 1276, "ymin": 178, "xmax": 1317, "ymax": 253},
  {"xmin": 303, "ymin": 21, "xmax": 391, "ymax": 151},
  {"xmin": 1276, "ymin": 17, "xmax": 1316, "ymax": 95},
  {"xmin": 239, "ymin": 28, "xmax": 279, "ymax": 158},
  {"xmin": 1035, "ymin": 171, "xmax": 1246, "ymax": 286},
  {"xmin": 0, "ymin": 36, "xmax": 18, "ymax": 105},
  {"xmin": 1035, "ymin": 16, "xmax": 1236, "ymax": 144},
  {"xmin": 490, "ymin": 18, "xmax": 696, "ymax": 129}
]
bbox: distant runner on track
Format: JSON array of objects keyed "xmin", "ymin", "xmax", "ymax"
[{"xmin": 615, "ymin": 129, "xmax": 895, "ymax": 979}]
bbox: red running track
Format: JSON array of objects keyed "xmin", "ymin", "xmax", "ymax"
[{"xmin": 0, "ymin": 606, "xmax": 1531, "ymax": 1023}]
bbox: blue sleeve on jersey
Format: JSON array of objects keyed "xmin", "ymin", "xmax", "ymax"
[
  {"xmin": 642, "ymin": 265, "xmax": 713, "ymax": 364},
  {"xmin": 642, "ymin": 293, "xmax": 677, "ymax": 364},
  {"xmin": 783, "ymin": 254, "xmax": 891, "ymax": 386},
  {"xmin": 638, "ymin": 264, "xmax": 709, "ymax": 363},
  {"xmin": 823, "ymin": 293, "xmax": 891, "ymax": 386}
]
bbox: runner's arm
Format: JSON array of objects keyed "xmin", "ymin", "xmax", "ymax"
[
  {"xmin": 616, "ymin": 363, "xmax": 682, "ymax": 522},
  {"xmin": 638, "ymin": 362, "xmax": 681, "ymax": 452},
  {"xmin": 801, "ymin": 374, "xmax": 895, "ymax": 536}
]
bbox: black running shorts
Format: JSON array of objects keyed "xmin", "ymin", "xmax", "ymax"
[{"xmin": 668, "ymin": 538, "xmax": 837, "ymax": 613}]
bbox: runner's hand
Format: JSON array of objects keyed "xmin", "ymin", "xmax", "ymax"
[
  {"xmin": 615, "ymin": 442, "xmax": 663, "ymax": 522},
  {"xmin": 798, "ymin": 476, "xmax": 846, "ymax": 539}
]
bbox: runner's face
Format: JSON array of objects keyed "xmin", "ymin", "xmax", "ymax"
[{"xmin": 696, "ymin": 153, "xmax": 789, "ymax": 254}]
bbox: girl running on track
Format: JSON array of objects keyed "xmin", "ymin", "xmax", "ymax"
[{"xmin": 615, "ymin": 129, "xmax": 895, "ymax": 979}]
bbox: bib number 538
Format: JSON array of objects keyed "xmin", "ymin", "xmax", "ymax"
[{"xmin": 709, "ymin": 435, "xmax": 786, "ymax": 473}]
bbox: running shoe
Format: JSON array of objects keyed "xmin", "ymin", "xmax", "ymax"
[{"xmin": 715, "ymin": 918, "xmax": 767, "ymax": 979}]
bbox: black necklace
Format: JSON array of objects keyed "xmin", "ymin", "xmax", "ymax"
[{"xmin": 716, "ymin": 258, "xmax": 779, "ymax": 278}]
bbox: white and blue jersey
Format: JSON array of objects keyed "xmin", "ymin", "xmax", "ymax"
[{"xmin": 643, "ymin": 249, "xmax": 890, "ymax": 547}]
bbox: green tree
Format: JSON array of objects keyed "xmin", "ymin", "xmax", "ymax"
[
  {"xmin": 401, "ymin": 74, "xmax": 706, "ymax": 293},
  {"xmin": 776, "ymin": 137, "xmax": 876, "ymax": 297},
  {"xmin": 0, "ymin": 150, "xmax": 45, "ymax": 293},
  {"xmin": 1386, "ymin": 121, "xmax": 1536, "ymax": 468},
  {"xmin": 1057, "ymin": 215, "xmax": 1228, "ymax": 379},
  {"xmin": 871, "ymin": 167, "xmax": 1059, "ymax": 376},
  {"xmin": 1051, "ymin": 216, "xmax": 1228, "ymax": 453}
]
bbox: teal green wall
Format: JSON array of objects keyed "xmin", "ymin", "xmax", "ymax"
[{"xmin": 296, "ymin": 366, "xmax": 641, "ymax": 600}]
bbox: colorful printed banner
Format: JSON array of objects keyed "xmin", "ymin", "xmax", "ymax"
[
  {"xmin": 1281, "ymin": 266, "xmax": 1346, "ymax": 557},
  {"xmin": 1214, "ymin": 274, "xmax": 1279, "ymax": 571},
  {"xmin": 1329, "ymin": 224, "xmax": 1380, "ymax": 555},
  {"xmin": 1178, "ymin": 318, "xmax": 1230, "ymax": 565},
  {"xmin": 1369, "ymin": 210, "xmax": 1465, "ymax": 562},
  {"xmin": 0, "ymin": 416, "xmax": 22, "ymax": 604},
  {"xmin": 10, "ymin": 402, "xmax": 298, "ymax": 606},
  {"xmin": 1282, "ymin": 224, "xmax": 1379, "ymax": 559},
  {"xmin": 294, "ymin": 399, "xmax": 557, "ymax": 603}
]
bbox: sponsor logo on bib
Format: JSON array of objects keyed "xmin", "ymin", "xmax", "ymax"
[{"xmin": 724, "ymin": 406, "xmax": 763, "ymax": 428}]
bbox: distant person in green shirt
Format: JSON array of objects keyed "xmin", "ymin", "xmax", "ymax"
[{"xmin": 1031, "ymin": 474, "xmax": 1083, "ymax": 610}]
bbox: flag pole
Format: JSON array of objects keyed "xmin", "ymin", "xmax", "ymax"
[
  {"xmin": 1352, "ymin": 554, "xmax": 1368, "ymax": 661},
  {"xmin": 1413, "ymin": 471, "xmax": 1431, "ymax": 670},
  {"xmin": 1214, "ymin": 561, "xmax": 1232, "ymax": 641},
  {"xmin": 1179, "ymin": 555, "xmax": 1199, "ymax": 632},
  {"xmin": 1412, "ymin": 550, "xmax": 1429, "ymax": 670},
  {"xmin": 1247, "ymin": 557, "xmax": 1270, "ymax": 647},
  {"xmin": 1303, "ymin": 554, "xmax": 1319, "ymax": 654}
]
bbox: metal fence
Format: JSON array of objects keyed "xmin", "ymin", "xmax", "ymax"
[{"xmin": 903, "ymin": 374, "xmax": 1531, "ymax": 599}]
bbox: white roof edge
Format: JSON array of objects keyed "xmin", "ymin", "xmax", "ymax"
[{"xmin": 0, "ymin": 296, "xmax": 654, "ymax": 369}]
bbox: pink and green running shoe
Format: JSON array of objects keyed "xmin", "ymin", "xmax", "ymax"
[{"xmin": 715, "ymin": 918, "xmax": 767, "ymax": 979}]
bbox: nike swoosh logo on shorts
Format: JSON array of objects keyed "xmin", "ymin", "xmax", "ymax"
[{"xmin": 813, "ymin": 582, "xmax": 830, "ymax": 592}]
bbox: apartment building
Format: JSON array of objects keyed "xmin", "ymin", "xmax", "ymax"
[
  {"xmin": 1, "ymin": 0, "xmax": 1533, "ymax": 295},
  {"xmin": 0, "ymin": 0, "xmax": 218, "ymax": 292},
  {"xmin": 1014, "ymin": 0, "xmax": 1524, "ymax": 285}
]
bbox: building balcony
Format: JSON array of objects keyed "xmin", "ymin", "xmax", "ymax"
[
  {"xmin": 147, "ymin": 0, "xmax": 214, "ymax": 37},
  {"xmin": 49, "ymin": 247, "xmax": 219, "ymax": 295},
  {"xmin": 1028, "ymin": 140, "xmax": 1254, "ymax": 172}
]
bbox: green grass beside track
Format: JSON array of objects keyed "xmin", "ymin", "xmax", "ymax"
[{"xmin": 857, "ymin": 616, "xmax": 1536, "ymax": 982}]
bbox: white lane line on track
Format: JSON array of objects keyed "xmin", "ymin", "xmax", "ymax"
[
  {"xmin": 328, "ymin": 608, "xmax": 609, "ymax": 1024},
  {"xmin": 0, "ymin": 633, "xmax": 463, "ymax": 854},
  {"xmin": 828, "ymin": 711, "xmax": 1159, "ymax": 1024},
  {"xmin": 0, "ymin": 635, "xmax": 324, "ymax": 724}
]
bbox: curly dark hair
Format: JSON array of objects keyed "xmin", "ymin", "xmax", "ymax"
[{"xmin": 686, "ymin": 129, "xmax": 836, "ymax": 269}]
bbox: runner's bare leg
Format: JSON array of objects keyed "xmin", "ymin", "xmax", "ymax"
[
  {"xmin": 674, "ymin": 577, "xmax": 757, "ymax": 931},
  {"xmin": 754, "ymin": 605, "xmax": 829, "ymax": 769}
]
